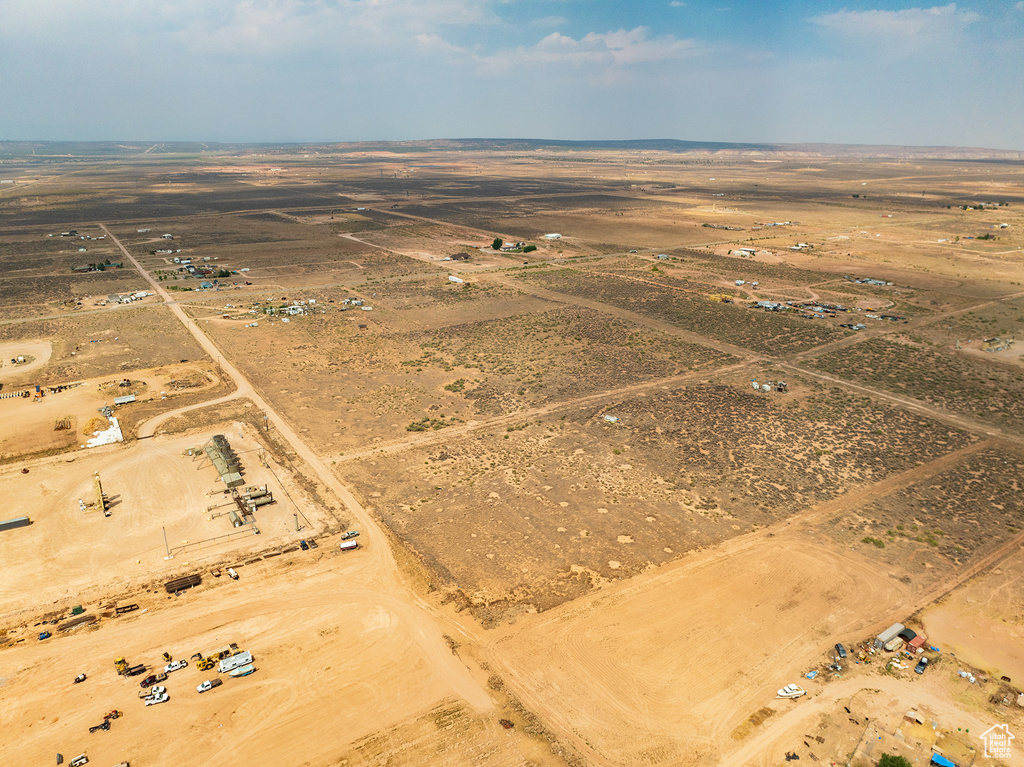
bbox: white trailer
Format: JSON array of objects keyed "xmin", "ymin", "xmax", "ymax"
[{"xmin": 219, "ymin": 650, "xmax": 253, "ymax": 674}]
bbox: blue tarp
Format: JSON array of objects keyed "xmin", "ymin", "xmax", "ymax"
[{"xmin": 931, "ymin": 753, "xmax": 956, "ymax": 767}]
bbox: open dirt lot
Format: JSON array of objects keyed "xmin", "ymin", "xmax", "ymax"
[
  {"xmin": 922, "ymin": 542, "xmax": 1024, "ymax": 684},
  {"xmin": 487, "ymin": 534, "xmax": 910, "ymax": 767},
  {"xmin": 0, "ymin": 424, "xmax": 326, "ymax": 618},
  {"xmin": 4, "ymin": 145, "xmax": 1024, "ymax": 767},
  {"xmin": 0, "ymin": 362, "xmax": 220, "ymax": 461},
  {"xmin": 0, "ymin": 548, "xmax": 548, "ymax": 767},
  {"xmin": 0, "ymin": 305, "xmax": 206, "ymax": 386}
]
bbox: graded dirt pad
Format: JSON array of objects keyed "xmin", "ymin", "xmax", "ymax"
[
  {"xmin": 0, "ymin": 554, "xmax": 545, "ymax": 767},
  {"xmin": 0, "ymin": 339, "xmax": 52, "ymax": 379},
  {"xmin": 487, "ymin": 536, "xmax": 910, "ymax": 767},
  {"xmin": 0, "ymin": 425, "xmax": 323, "ymax": 618},
  {"xmin": 0, "ymin": 362, "xmax": 220, "ymax": 461},
  {"xmin": 922, "ymin": 543, "xmax": 1024, "ymax": 683},
  {"xmin": 515, "ymin": 267, "xmax": 847, "ymax": 354},
  {"xmin": 809, "ymin": 336, "xmax": 1024, "ymax": 428},
  {"xmin": 341, "ymin": 383, "xmax": 977, "ymax": 622}
]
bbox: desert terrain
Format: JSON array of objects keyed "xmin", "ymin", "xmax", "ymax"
[{"xmin": 1, "ymin": 140, "xmax": 1023, "ymax": 767}]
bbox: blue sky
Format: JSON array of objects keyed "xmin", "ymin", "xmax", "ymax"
[{"xmin": 0, "ymin": 1, "xmax": 1021, "ymax": 148}]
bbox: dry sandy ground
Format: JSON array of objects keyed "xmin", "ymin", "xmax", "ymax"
[
  {"xmin": 0, "ymin": 425, "xmax": 321, "ymax": 619},
  {"xmin": 4, "ymin": 154, "xmax": 1024, "ymax": 767},
  {"xmin": 0, "ymin": 339, "xmax": 52, "ymax": 379},
  {"xmin": 0, "ymin": 547, "xmax": 543, "ymax": 767},
  {"xmin": 486, "ymin": 533, "xmax": 913, "ymax": 766},
  {"xmin": 0, "ymin": 363, "xmax": 216, "ymax": 458},
  {"xmin": 922, "ymin": 545, "xmax": 1024, "ymax": 684}
]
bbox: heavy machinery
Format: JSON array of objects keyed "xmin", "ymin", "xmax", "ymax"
[
  {"xmin": 162, "ymin": 651, "xmax": 172, "ymax": 663},
  {"xmin": 114, "ymin": 657, "xmax": 129, "ymax": 675}
]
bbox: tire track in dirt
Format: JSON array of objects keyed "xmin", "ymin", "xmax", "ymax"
[
  {"xmin": 480, "ymin": 440, "xmax": 999, "ymax": 767},
  {"xmin": 101, "ymin": 222, "xmax": 495, "ymax": 716}
]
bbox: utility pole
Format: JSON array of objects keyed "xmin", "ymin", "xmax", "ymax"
[{"xmin": 163, "ymin": 526, "xmax": 171, "ymax": 559}]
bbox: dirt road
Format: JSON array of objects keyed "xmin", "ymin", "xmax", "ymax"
[{"xmin": 100, "ymin": 222, "xmax": 492, "ymax": 713}]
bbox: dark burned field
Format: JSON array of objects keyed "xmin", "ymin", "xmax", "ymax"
[
  {"xmin": 514, "ymin": 267, "xmax": 847, "ymax": 354},
  {"xmin": 342, "ymin": 383, "xmax": 977, "ymax": 624}
]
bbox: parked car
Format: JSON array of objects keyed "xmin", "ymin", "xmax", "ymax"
[
  {"xmin": 915, "ymin": 657, "xmax": 930, "ymax": 675},
  {"xmin": 73, "ymin": 673, "xmax": 87, "ymax": 684},
  {"xmin": 308, "ymin": 539, "xmax": 318, "ymax": 549},
  {"xmin": 140, "ymin": 673, "xmax": 166, "ymax": 688},
  {"xmin": 164, "ymin": 660, "xmax": 188, "ymax": 673},
  {"xmin": 341, "ymin": 530, "xmax": 360, "ymax": 540},
  {"xmin": 227, "ymin": 568, "xmax": 238, "ymax": 580},
  {"xmin": 834, "ymin": 643, "xmax": 847, "ymax": 659},
  {"xmin": 299, "ymin": 540, "xmax": 309, "ymax": 551},
  {"xmin": 197, "ymin": 678, "xmax": 223, "ymax": 694},
  {"xmin": 39, "ymin": 631, "xmax": 51, "ymax": 641},
  {"xmin": 144, "ymin": 692, "xmax": 169, "ymax": 706}
]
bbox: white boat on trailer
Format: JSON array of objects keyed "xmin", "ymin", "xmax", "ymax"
[{"xmin": 777, "ymin": 684, "xmax": 807, "ymax": 699}]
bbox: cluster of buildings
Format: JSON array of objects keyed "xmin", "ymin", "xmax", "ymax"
[
  {"xmin": 105, "ymin": 291, "xmax": 152, "ymax": 305},
  {"xmin": 845, "ymin": 276, "xmax": 893, "ymax": 286},
  {"xmin": 748, "ymin": 298, "xmax": 906, "ymax": 324}
]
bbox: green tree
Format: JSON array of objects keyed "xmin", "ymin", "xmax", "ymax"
[
  {"xmin": 491, "ymin": 237, "xmax": 503, "ymax": 250},
  {"xmin": 877, "ymin": 755, "xmax": 913, "ymax": 767}
]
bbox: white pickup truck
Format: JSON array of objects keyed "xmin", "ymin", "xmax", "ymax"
[{"xmin": 197, "ymin": 678, "xmax": 224, "ymax": 693}]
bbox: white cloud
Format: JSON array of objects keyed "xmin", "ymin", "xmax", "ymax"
[
  {"xmin": 813, "ymin": 3, "xmax": 980, "ymax": 44},
  {"xmin": 414, "ymin": 32, "xmax": 465, "ymax": 55},
  {"xmin": 481, "ymin": 26, "xmax": 699, "ymax": 72},
  {"xmin": 0, "ymin": 0, "xmax": 498, "ymax": 56}
]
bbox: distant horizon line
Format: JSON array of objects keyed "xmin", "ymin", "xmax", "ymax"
[{"xmin": 1, "ymin": 137, "xmax": 1022, "ymax": 156}]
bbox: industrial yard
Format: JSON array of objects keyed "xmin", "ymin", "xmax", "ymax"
[{"xmin": 1, "ymin": 141, "xmax": 1023, "ymax": 767}]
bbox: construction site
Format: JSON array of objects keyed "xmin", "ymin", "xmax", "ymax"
[{"xmin": 0, "ymin": 424, "xmax": 319, "ymax": 619}]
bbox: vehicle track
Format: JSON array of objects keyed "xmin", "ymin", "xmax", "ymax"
[{"xmin": 100, "ymin": 222, "xmax": 494, "ymax": 715}]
